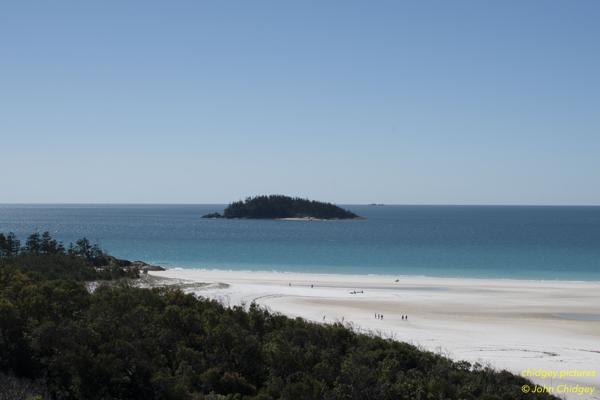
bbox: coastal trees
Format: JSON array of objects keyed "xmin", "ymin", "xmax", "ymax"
[
  {"xmin": 1, "ymin": 231, "xmax": 67, "ymax": 259},
  {"xmin": 0, "ymin": 233, "xmax": 20, "ymax": 258},
  {"xmin": 25, "ymin": 233, "xmax": 42, "ymax": 254},
  {"xmin": 0, "ymin": 232, "xmax": 137, "ymax": 280},
  {"xmin": 22, "ymin": 232, "xmax": 65, "ymax": 256},
  {"xmin": 70, "ymin": 238, "xmax": 100, "ymax": 260},
  {"xmin": 40, "ymin": 231, "xmax": 65, "ymax": 255},
  {"xmin": 0, "ymin": 232, "xmax": 101, "ymax": 260},
  {"xmin": 0, "ymin": 234, "xmax": 7, "ymax": 258}
]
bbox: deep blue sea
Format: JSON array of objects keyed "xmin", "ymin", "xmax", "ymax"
[{"xmin": 1, "ymin": 204, "xmax": 599, "ymax": 280}]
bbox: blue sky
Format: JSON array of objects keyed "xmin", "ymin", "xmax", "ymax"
[{"xmin": 1, "ymin": 1, "xmax": 599, "ymax": 204}]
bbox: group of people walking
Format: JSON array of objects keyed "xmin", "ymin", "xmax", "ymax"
[{"xmin": 374, "ymin": 313, "xmax": 409, "ymax": 320}]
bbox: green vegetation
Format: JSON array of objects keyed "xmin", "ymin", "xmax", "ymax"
[
  {"xmin": 0, "ymin": 232, "xmax": 556, "ymax": 399},
  {"xmin": 202, "ymin": 195, "xmax": 361, "ymax": 220},
  {"xmin": 0, "ymin": 232, "xmax": 138, "ymax": 281}
]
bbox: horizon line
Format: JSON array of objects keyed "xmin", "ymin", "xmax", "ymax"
[{"xmin": 1, "ymin": 202, "xmax": 600, "ymax": 207}]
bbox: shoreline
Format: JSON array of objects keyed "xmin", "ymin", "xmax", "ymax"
[
  {"xmin": 151, "ymin": 267, "xmax": 600, "ymax": 399},
  {"xmin": 202, "ymin": 216, "xmax": 365, "ymax": 221},
  {"xmin": 158, "ymin": 266, "xmax": 600, "ymax": 285}
]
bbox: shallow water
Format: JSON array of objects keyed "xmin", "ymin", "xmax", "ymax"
[
  {"xmin": 556, "ymin": 313, "xmax": 600, "ymax": 321},
  {"xmin": 1, "ymin": 204, "xmax": 599, "ymax": 280}
]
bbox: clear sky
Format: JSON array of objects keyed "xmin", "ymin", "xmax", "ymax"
[{"xmin": 1, "ymin": 1, "xmax": 599, "ymax": 204}]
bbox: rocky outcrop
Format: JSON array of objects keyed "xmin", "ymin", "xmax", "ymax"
[
  {"xmin": 96, "ymin": 255, "xmax": 165, "ymax": 272},
  {"xmin": 201, "ymin": 212, "xmax": 224, "ymax": 219}
]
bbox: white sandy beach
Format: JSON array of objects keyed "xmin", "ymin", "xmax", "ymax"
[{"xmin": 150, "ymin": 269, "xmax": 600, "ymax": 399}]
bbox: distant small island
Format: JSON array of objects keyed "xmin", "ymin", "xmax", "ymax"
[{"xmin": 202, "ymin": 195, "xmax": 362, "ymax": 220}]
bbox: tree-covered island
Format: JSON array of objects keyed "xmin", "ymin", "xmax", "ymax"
[{"xmin": 202, "ymin": 195, "xmax": 362, "ymax": 220}]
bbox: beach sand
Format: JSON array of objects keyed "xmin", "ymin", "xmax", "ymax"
[{"xmin": 150, "ymin": 269, "xmax": 600, "ymax": 399}]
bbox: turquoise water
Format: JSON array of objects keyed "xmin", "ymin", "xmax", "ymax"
[{"xmin": 1, "ymin": 204, "xmax": 599, "ymax": 280}]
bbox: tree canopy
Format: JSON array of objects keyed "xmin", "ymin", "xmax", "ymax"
[{"xmin": 0, "ymin": 231, "xmax": 137, "ymax": 281}]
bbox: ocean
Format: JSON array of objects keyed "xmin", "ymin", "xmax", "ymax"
[{"xmin": 1, "ymin": 204, "xmax": 599, "ymax": 280}]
